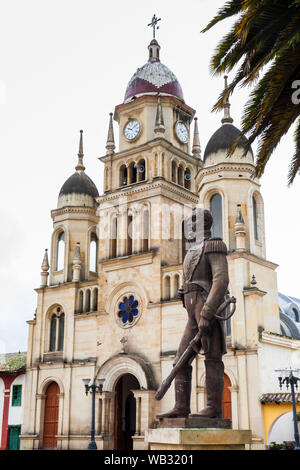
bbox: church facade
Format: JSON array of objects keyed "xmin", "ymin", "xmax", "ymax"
[{"xmin": 20, "ymin": 33, "xmax": 300, "ymax": 450}]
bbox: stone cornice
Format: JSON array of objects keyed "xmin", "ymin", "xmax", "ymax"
[
  {"xmin": 197, "ymin": 162, "xmax": 258, "ymax": 187},
  {"xmin": 261, "ymin": 331, "xmax": 300, "ymax": 349},
  {"xmin": 99, "ymin": 137, "xmax": 201, "ymax": 166},
  {"xmin": 96, "ymin": 177, "xmax": 199, "ymax": 205},
  {"xmin": 101, "ymin": 250, "xmax": 155, "ymax": 272},
  {"xmin": 227, "ymin": 251, "xmax": 278, "ymax": 270},
  {"xmin": 51, "ymin": 205, "xmax": 98, "ymax": 221},
  {"xmin": 243, "ymin": 287, "xmax": 267, "ymax": 297},
  {"xmin": 35, "ymin": 281, "xmax": 78, "ymax": 293}
]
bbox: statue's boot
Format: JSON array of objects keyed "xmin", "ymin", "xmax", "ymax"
[
  {"xmin": 157, "ymin": 366, "xmax": 192, "ymax": 419},
  {"xmin": 196, "ymin": 359, "xmax": 224, "ymax": 419}
]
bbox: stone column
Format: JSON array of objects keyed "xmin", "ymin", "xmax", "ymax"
[
  {"xmin": 132, "ymin": 390, "xmax": 156, "ymax": 450},
  {"xmin": 229, "ymin": 385, "xmax": 239, "ymax": 429}
]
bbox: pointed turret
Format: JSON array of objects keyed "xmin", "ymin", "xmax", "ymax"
[
  {"xmin": 75, "ymin": 130, "xmax": 86, "ymax": 171},
  {"xmin": 154, "ymin": 96, "xmax": 165, "ymax": 136},
  {"xmin": 106, "ymin": 113, "xmax": 115, "ymax": 155},
  {"xmin": 221, "ymin": 75, "xmax": 234, "ymax": 125},
  {"xmin": 192, "ymin": 117, "xmax": 201, "ymax": 158},
  {"xmin": 72, "ymin": 242, "xmax": 82, "ymax": 282},
  {"xmin": 40, "ymin": 249, "xmax": 49, "ymax": 287}
]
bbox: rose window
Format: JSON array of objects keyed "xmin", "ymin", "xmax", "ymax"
[{"xmin": 118, "ymin": 295, "xmax": 139, "ymax": 325}]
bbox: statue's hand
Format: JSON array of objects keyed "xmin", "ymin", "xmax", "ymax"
[{"xmin": 198, "ymin": 316, "xmax": 211, "ymax": 336}]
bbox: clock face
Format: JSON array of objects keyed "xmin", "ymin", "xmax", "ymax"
[
  {"xmin": 175, "ymin": 121, "xmax": 189, "ymax": 143},
  {"xmin": 124, "ymin": 119, "xmax": 141, "ymax": 141}
]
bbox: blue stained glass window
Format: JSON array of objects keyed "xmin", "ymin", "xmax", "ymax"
[{"xmin": 118, "ymin": 296, "xmax": 139, "ymax": 325}]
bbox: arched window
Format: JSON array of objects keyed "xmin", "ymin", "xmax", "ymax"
[
  {"xmin": 253, "ymin": 196, "xmax": 259, "ymax": 241},
  {"xmin": 173, "ymin": 274, "xmax": 180, "ymax": 298},
  {"xmin": 56, "ymin": 232, "xmax": 65, "ymax": 271},
  {"xmin": 137, "ymin": 159, "xmax": 146, "ymax": 182},
  {"xmin": 85, "ymin": 290, "xmax": 91, "ymax": 313},
  {"xmin": 57, "ymin": 313, "xmax": 64, "ymax": 351},
  {"xmin": 78, "ymin": 290, "xmax": 84, "ymax": 313},
  {"xmin": 163, "ymin": 276, "xmax": 170, "ymax": 300},
  {"xmin": 49, "ymin": 307, "xmax": 65, "ymax": 352},
  {"xmin": 92, "ymin": 288, "xmax": 98, "ymax": 312},
  {"xmin": 142, "ymin": 209, "xmax": 149, "ymax": 251},
  {"xmin": 110, "ymin": 216, "xmax": 117, "ymax": 258},
  {"xmin": 50, "ymin": 315, "xmax": 57, "ymax": 352},
  {"xmin": 177, "ymin": 165, "xmax": 184, "ymax": 186},
  {"xmin": 181, "ymin": 220, "xmax": 187, "ymax": 262},
  {"xmin": 119, "ymin": 165, "xmax": 127, "ymax": 186},
  {"xmin": 104, "ymin": 167, "xmax": 109, "ymax": 191},
  {"xmin": 171, "ymin": 161, "xmax": 177, "ymax": 183},
  {"xmin": 89, "ymin": 233, "xmax": 98, "ymax": 272},
  {"xmin": 127, "ymin": 214, "xmax": 133, "ymax": 255},
  {"xmin": 210, "ymin": 194, "xmax": 223, "ymax": 239},
  {"xmin": 184, "ymin": 168, "xmax": 191, "ymax": 190},
  {"xmin": 128, "ymin": 162, "xmax": 137, "ymax": 184}
]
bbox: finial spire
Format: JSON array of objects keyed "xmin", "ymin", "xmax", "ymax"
[
  {"xmin": 75, "ymin": 130, "xmax": 86, "ymax": 171},
  {"xmin": 40, "ymin": 249, "xmax": 49, "ymax": 287},
  {"xmin": 154, "ymin": 96, "xmax": 165, "ymax": 135},
  {"xmin": 148, "ymin": 14, "xmax": 161, "ymax": 39},
  {"xmin": 221, "ymin": 76, "xmax": 233, "ymax": 125},
  {"xmin": 106, "ymin": 113, "xmax": 115, "ymax": 155},
  {"xmin": 192, "ymin": 117, "xmax": 201, "ymax": 158}
]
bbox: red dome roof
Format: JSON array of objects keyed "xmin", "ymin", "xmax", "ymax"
[{"xmin": 124, "ymin": 56, "xmax": 184, "ymax": 103}]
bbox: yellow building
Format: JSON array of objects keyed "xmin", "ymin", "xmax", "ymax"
[{"xmin": 20, "ymin": 31, "xmax": 300, "ymax": 450}]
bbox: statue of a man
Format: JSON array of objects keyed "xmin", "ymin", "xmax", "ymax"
[{"xmin": 157, "ymin": 207, "xmax": 229, "ymax": 419}]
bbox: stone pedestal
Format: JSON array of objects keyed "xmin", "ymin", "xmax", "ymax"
[
  {"xmin": 157, "ymin": 416, "xmax": 231, "ymax": 429},
  {"xmin": 147, "ymin": 428, "xmax": 252, "ymax": 450}
]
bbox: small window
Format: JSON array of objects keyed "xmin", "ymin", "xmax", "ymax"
[
  {"xmin": 49, "ymin": 307, "xmax": 65, "ymax": 352},
  {"xmin": 12, "ymin": 385, "xmax": 22, "ymax": 406},
  {"xmin": 210, "ymin": 194, "xmax": 223, "ymax": 239},
  {"xmin": 253, "ymin": 196, "xmax": 259, "ymax": 241},
  {"xmin": 56, "ymin": 232, "xmax": 65, "ymax": 271},
  {"xmin": 89, "ymin": 233, "xmax": 98, "ymax": 272}
]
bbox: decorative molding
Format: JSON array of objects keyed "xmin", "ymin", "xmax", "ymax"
[
  {"xmin": 51, "ymin": 205, "xmax": 98, "ymax": 218},
  {"xmin": 96, "ymin": 178, "xmax": 199, "ymax": 205},
  {"xmin": 101, "ymin": 250, "xmax": 155, "ymax": 272},
  {"xmin": 227, "ymin": 251, "xmax": 278, "ymax": 270},
  {"xmin": 261, "ymin": 331, "xmax": 300, "ymax": 349}
]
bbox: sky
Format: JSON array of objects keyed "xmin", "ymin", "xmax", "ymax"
[{"xmin": 0, "ymin": 0, "xmax": 299, "ymax": 353}]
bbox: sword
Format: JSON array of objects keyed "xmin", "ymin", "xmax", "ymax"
[{"xmin": 155, "ymin": 296, "xmax": 236, "ymax": 401}]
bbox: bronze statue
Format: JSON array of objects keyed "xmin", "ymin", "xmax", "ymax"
[{"xmin": 156, "ymin": 207, "xmax": 234, "ymax": 420}]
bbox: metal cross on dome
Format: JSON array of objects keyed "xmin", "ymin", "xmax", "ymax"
[{"xmin": 148, "ymin": 14, "xmax": 161, "ymax": 39}]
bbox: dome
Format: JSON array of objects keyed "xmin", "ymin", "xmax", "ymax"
[
  {"xmin": 124, "ymin": 40, "xmax": 184, "ymax": 103},
  {"xmin": 59, "ymin": 171, "xmax": 99, "ymax": 198},
  {"xmin": 57, "ymin": 130, "xmax": 99, "ymax": 209},
  {"xmin": 203, "ymin": 124, "xmax": 254, "ymax": 166},
  {"xmin": 57, "ymin": 171, "xmax": 99, "ymax": 209}
]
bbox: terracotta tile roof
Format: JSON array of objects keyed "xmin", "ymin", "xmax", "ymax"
[
  {"xmin": 260, "ymin": 393, "xmax": 300, "ymax": 404},
  {"xmin": 0, "ymin": 352, "xmax": 26, "ymax": 373}
]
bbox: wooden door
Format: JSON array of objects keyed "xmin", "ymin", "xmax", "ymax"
[
  {"xmin": 222, "ymin": 374, "xmax": 232, "ymax": 427},
  {"xmin": 43, "ymin": 382, "xmax": 59, "ymax": 449}
]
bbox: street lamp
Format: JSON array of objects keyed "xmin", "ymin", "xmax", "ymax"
[
  {"xmin": 82, "ymin": 377, "xmax": 105, "ymax": 450},
  {"xmin": 275, "ymin": 368, "xmax": 300, "ymax": 450}
]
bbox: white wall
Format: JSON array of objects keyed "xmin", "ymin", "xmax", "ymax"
[
  {"xmin": 258, "ymin": 341, "xmax": 300, "ymax": 394},
  {"xmin": 8, "ymin": 375, "xmax": 25, "ymax": 426},
  {"xmin": 268, "ymin": 412, "xmax": 296, "ymax": 444},
  {"xmin": 0, "ymin": 378, "xmax": 4, "ymax": 443}
]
